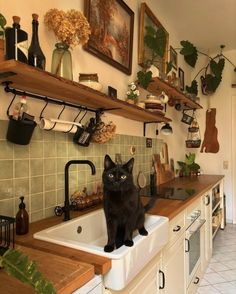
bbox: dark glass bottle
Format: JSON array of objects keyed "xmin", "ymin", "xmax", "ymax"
[
  {"xmin": 5, "ymin": 16, "xmax": 28, "ymax": 63},
  {"xmin": 16, "ymin": 196, "xmax": 29, "ymax": 235},
  {"xmin": 28, "ymin": 13, "xmax": 45, "ymax": 70}
]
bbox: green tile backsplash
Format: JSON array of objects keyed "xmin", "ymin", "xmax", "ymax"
[{"xmin": 0, "ymin": 120, "xmax": 163, "ymax": 222}]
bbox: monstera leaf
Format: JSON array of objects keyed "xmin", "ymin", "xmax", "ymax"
[
  {"xmin": 137, "ymin": 70, "xmax": 152, "ymax": 89},
  {"xmin": 205, "ymin": 74, "xmax": 222, "ymax": 93},
  {"xmin": 180, "ymin": 41, "xmax": 198, "ymax": 68},
  {"xmin": 210, "ymin": 58, "xmax": 225, "ymax": 78},
  {"xmin": 144, "ymin": 26, "xmax": 167, "ymax": 59},
  {"xmin": 186, "ymin": 80, "xmax": 198, "ymax": 95},
  {"xmin": 0, "ymin": 248, "xmax": 55, "ymax": 294}
]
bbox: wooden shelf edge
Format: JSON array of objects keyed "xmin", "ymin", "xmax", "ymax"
[
  {"xmin": 147, "ymin": 77, "xmax": 203, "ymax": 110},
  {"xmin": 232, "ymin": 84, "xmax": 236, "ymax": 88},
  {"xmin": 0, "ymin": 60, "xmax": 171, "ymax": 124}
]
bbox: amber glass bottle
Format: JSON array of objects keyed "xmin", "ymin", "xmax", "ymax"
[{"xmin": 16, "ymin": 196, "xmax": 29, "ymax": 235}]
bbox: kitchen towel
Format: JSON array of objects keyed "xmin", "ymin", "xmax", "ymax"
[{"xmin": 39, "ymin": 118, "xmax": 82, "ymax": 133}]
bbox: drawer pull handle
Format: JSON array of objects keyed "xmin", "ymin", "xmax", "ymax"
[
  {"xmin": 205, "ymin": 195, "xmax": 210, "ymax": 206},
  {"xmin": 159, "ymin": 270, "xmax": 165, "ymax": 289},
  {"xmin": 173, "ymin": 225, "xmax": 181, "ymax": 232},
  {"xmin": 194, "ymin": 277, "xmax": 200, "ymax": 284}
]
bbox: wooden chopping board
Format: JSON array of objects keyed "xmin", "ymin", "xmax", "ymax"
[
  {"xmin": 153, "ymin": 143, "xmax": 175, "ymax": 185},
  {"xmin": 0, "ymin": 245, "xmax": 94, "ymax": 294}
]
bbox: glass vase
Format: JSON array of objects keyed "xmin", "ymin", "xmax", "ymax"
[{"xmin": 51, "ymin": 43, "xmax": 73, "ymax": 80}]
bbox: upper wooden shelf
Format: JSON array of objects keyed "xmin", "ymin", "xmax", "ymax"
[
  {"xmin": 147, "ymin": 77, "xmax": 203, "ymax": 109},
  {"xmin": 0, "ymin": 60, "xmax": 171, "ymax": 123}
]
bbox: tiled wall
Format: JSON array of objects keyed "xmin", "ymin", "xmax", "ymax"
[{"xmin": 0, "ymin": 120, "xmax": 163, "ymax": 222}]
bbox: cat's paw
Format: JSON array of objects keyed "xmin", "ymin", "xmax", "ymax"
[
  {"xmin": 139, "ymin": 227, "xmax": 148, "ymax": 236},
  {"xmin": 124, "ymin": 240, "xmax": 134, "ymax": 247},
  {"xmin": 104, "ymin": 245, "xmax": 115, "ymax": 252}
]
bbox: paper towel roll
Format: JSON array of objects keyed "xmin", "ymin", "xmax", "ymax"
[{"xmin": 39, "ymin": 118, "xmax": 80, "ymax": 133}]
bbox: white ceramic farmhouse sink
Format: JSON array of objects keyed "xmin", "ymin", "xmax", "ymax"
[{"xmin": 34, "ymin": 209, "xmax": 169, "ymax": 290}]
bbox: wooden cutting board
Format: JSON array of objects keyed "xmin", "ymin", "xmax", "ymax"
[
  {"xmin": 153, "ymin": 143, "xmax": 175, "ymax": 185},
  {"xmin": 0, "ymin": 245, "xmax": 94, "ymax": 294}
]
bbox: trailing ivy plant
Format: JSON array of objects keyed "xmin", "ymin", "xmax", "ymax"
[{"xmin": 0, "ymin": 248, "xmax": 56, "ymax": 294}]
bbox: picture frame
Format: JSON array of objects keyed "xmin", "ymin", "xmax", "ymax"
[
  {"xmin": 84, "ymin": 0, "xmax": 134, "ymax": 75},
  {"xmin": 170, "ymin": 46, "xmax": 177, "ymax": 70},
  {"xmin": 138, "ymin": 3, "xmax": 169, "ymax": 77},
  {"xmin": 108, "ymin": 86, "xmax": 117, "ymax": 98},
  {"xmin": 178, "ymin": 67, "xmax": 185, "ymax": 91}
]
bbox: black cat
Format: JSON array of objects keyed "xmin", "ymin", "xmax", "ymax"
[{"xmin": 102, "ymin": 154, "xmax": 156, "ymax": 252}]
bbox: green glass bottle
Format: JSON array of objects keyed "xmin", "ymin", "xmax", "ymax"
[{"xmin": 51, "ymin": 42, "xmax": 73, "ymax": 80}]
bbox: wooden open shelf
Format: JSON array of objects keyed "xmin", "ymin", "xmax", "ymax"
[
  {"xmin": 0, "ymin": 60, "xmax": 171, "ymax": 123},
  {"xmin": 147, "ymin": 77, "xmax": 202, "ymax": 110}
]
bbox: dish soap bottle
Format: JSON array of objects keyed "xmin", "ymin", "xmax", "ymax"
[
  {"xmin": 12, "ymin": 95, "xmax": 28, "ymax": 120},
  {"xmin": 28, "ymin": 13, "xmax": 46, "ymax": 70},
  {"xmin": 5, "ymin": 16, "xmax": 28, "ymax": 63},
  {"xmin": 16, "ymin": 196, "xmax": 29, "ymax": 235}
]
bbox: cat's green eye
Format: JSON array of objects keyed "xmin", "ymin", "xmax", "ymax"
[
  {"xmin": 120, "ymin": 175, "xmax": 127, "ymax": 180},
  {"xmin": 108, "ymin": 173, "xmax": 114, "ymax": 178}
]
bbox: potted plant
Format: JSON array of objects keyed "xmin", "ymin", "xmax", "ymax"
[
  {"xmin": 177, "ymin": 153, "xmax": 200, "ymax": 176},
  {"xmin": 137, "ymin": 26, "xmax": 170, "ymax": 89},
  {"xmin": 0, "ymin": 247, "xmax": 55, "ymax": 293},
  {"xmin": 0, "ymin": 13, "xmax": 6, "ymax": 62}
]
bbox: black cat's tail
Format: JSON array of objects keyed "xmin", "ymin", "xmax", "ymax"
[{"xmin": 144, "ymin": 197, "xmax": 157, "ymax": 212}]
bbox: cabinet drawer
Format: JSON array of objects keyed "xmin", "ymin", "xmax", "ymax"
[
  {"xmin": 187, "ymin": 265, "xmax": 202, "ymax": 294},
  {"xmin": 168, "ymin": 212, "xmax": 185, "ymax": 248}
]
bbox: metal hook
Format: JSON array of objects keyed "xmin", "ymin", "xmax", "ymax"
[
  {"xmin": 39, "ymin": 99, "xmax": 49, "ymax": 120},
  {"xmin": 7, "ymin": 93, "xmax": 17, "ymax": 118},
  {"xmin": 48, "ymin": 104, "xmax": 66, "ymax": 131},
  {"xmin": 79, "ymin": 110, "xmax": 87, "ymax": 124},
  {"xmin": 64, "ymin": 109, "xmax": 82, "ymax": 133}
]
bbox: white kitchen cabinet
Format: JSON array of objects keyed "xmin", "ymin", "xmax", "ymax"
[
  {"xmin": 106, "ymin": 252, "xmax": 162, "ymax": 294},
  {"xmin": 158, "ymin": 211, "xmax": 186, "ymax": 294}
]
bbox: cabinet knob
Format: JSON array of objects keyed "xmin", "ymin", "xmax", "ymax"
[{"xmin": 194, "ymin": 276, "xmax": 200, "ymax": 284}]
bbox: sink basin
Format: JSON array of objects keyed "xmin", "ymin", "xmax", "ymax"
[{"xmin": 34, "ymin": 209, "xmax": 169, "ymax": 290}]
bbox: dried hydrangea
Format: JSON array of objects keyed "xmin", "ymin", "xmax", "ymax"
[{"xmin": 44, "ymin": 8, "xmax": 91, "ymax": 47}]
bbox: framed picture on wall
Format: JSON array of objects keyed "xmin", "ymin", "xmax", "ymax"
[
  {"xmin": 84, "ymin": 0, "xmax": 134, "ymax": 75},
  {"xmin": 138, "ymin": 2, "xmax": 169, "ymax": 78},
  {"xmin": 178, "ymin": 67, "xmax": 185, "ymax": 91},
  {"xmin": 170, "ymin": 45, "xmax": 178, "ymax": 70}
]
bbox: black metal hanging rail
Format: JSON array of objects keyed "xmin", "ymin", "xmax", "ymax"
[{"xmin": 3, "ymin": 81, "xmax": 104, "ymax": 115}]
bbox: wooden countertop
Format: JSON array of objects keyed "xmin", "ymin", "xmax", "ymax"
[
  {"xmin": 2, "ymin": 174, "xmax": 223, "ymax": 293},
  {"xmin": 144, "ymin": 174, "xmax": 224, "ymax": 219}
]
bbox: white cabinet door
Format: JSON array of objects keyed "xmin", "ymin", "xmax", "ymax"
[
  {"xmin": 162, "ymin": 235, "xmax": 185, "ymax": 294},
  {"xmin": 107, "ymin": 253, "xmax": 162, "ymax": 294}
]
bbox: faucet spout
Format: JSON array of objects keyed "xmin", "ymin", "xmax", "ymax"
[{"xmin": 64, "ymin": 160, "xmax": 96, "ymax": 221}]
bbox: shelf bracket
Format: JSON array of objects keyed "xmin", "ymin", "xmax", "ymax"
[{"xmin": 143, "ymin": 121, "xmax": 158, "ymax": 137}]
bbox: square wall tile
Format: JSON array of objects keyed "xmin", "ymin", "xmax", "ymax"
[
  {"xmin": 14, "ymin": 160, "xmax": 29, "ymax": 178},
  {"xmin": 0, "ymin": 160, "xmax": 13, "ymax": 179},
  {"xmin": 30, "ymin": 176, "xmax": 43, "ymax": 194},
  {"xmin": 0, "ymin": 141, "xmax": 13, "ymax": 159},
  {"xmin": 0, "ymin": 179, "xmax": 13, "ymax": 200}
]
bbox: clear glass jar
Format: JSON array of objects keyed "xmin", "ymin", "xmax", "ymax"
[{"xmin": 51, "ymin": 43, "xmax": 73, "ymax": 80}]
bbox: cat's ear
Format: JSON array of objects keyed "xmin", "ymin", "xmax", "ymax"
[
  {"xmin": 123, "ymin": 158, "xmax": 134, "ymax": 174},
  {"xmin": 104, "ymin": 154, "xmax": 116, "ymax": 170}
]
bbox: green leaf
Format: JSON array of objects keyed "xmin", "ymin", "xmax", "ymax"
[
  {"xmin": 166, "ymin": 61, "xmax": 172, "ymax": 75},
  {"xmin": 186, "ymin": 80, "xmax": 198, "ymax": 95},
  {"xmin": 205, "ymin": 74, "xmax": 222, "ymax": 93},
  {"xmin": 144, "ymin": 26, "xmax": 167, "ymax": 58},
  {"xmin": 210, "ymin": 58, "xmax": 225, "ymax": 78},
  {"xmin": 137, "ymin": 70, "xmax": 152, "ymax": 89},
  {"xmin": 1, "ymin": 248, "xmax": 56, "ymax": 294},
  {"xmin": 0, "ymin": 13, "xmax": 6, "ymax": 30},
  {"xmin": 180, "ymin": 41, "xmax": 198, "ymax": 67},
  {"xmin": 185, "ymin": 153, "xmax": 195, "ymax": 165}
]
